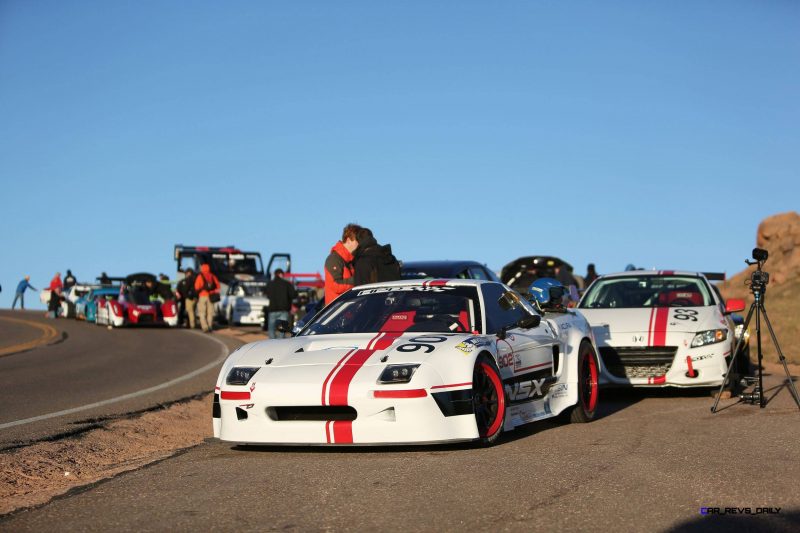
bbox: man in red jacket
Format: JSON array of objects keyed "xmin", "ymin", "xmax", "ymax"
[
  {"xmin": 324, "ymin": 223, "xmax": 362, "ymax": 304},
  {"xmin": 194, "ymin": 263, "xmax": 220, "ymax": 333}
]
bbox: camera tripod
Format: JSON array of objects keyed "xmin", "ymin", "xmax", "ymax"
[{"xmin": 711, "ymin": 249, "xmax": 800, "ymax": 413}]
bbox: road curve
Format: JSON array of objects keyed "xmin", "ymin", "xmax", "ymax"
[{"xmin": 0, "ymin": 310, "xmax": 238, "ymax": 448}]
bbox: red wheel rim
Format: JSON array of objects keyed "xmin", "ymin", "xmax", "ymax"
[
  {"xmin": 473, "ymin": 362, "xmax": 505, "ymax": 438},
  {"xmin": 581, "ymin": 348, "xmax": 599, "ymax": 413}
]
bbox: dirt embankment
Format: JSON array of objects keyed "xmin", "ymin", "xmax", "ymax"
[
  {"xmin": 0, "ymin": 327, "xmax": 267, "ymax": 517},
  {"xmin": 719, "ymin": 211, "xmax": 800, "ymax": 364}
]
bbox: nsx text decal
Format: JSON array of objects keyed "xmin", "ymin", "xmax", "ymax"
[{"xmin": 357, "ymin": 285, "xmax": 456, "ymax": 296}]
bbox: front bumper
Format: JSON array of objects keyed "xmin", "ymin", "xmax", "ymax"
[
  {"xmin": 598, "ymin": 343, "xmax": 731, "ymax": 387},
  {"xmin": 213, "ymin": 385, "xmax": 478, "ymax": 445}
]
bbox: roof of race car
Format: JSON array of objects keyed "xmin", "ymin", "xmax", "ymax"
[
  {"xmin": 598, "ymin": 270, "xmax": 706, "ymax": 279},
  {"xmin": 401, "ymin": 260, "xmax": 489, "ymax": 271},
  {"xmin": 355, "ymin": 278, "xmax": 495, "ymax": 290}
]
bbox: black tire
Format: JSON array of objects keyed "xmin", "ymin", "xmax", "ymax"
[
  {"xmin": 565, "ymin": 341, "xmax": 600, "ymax": 424},
  {"xmin": 473, "ymin": 355, "xmax": 506, "ymax": 446}
]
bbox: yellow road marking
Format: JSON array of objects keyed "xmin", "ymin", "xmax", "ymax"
[{"xmin": 0, "ymin": 316, "xmax": 60, "ymax": 357}]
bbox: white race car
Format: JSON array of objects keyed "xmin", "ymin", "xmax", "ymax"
[
  {"xmin": 213, "ymin": 279, "xmax": 601, "ymax": 446},
  {"xmin": 219, "ymin": 279, "xmax": 269, "ymax": 326},
  {"xmin": 577, "ymin": 270, "xmax": 746, "ymax": 388}
]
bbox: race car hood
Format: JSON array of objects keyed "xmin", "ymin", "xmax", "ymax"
[
  {"xmin": 579, "ymin": 306, "xmax": 723, "ymax": 336},
  {"xmin": 228, "ymin": 333, "xmax": 476, "ymax": 370}
]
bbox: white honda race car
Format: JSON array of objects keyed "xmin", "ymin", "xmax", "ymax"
[
  {"xmin": 213, "ymin": 279, "xmax": 602, "ymax": 446},
  {"xmin": 577, "ymin": 270, "xmax": 746, "ymax": 388}
]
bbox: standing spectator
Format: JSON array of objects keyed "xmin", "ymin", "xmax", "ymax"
[
  {"xmin": 12, "ymin": 276, "xmax": 37, "ymax": 309},
  {"xmin": 265, "ymin": 269, "xmax": 297, "ymax": 339},
  {"xmin": 194, "ymin": 264, "xmax": 220, "ymax": 333},
  {"xmin": 352, "ymin": 227, "xmax": 401, "ymax": 286},
  {"xmin": 585, "ymin": 263, "xmax": 599, "ymax": 286},
  {"xmin": 324, "ymin": 223, "xmax": 361, "ymax": 305},
  {"xmin": 47, "ymin": 273, "xmax": 63, "ymax": 318},
  {"xmin": 176, "ymin": 268, "xmax": 198, "ymax": 329},
  {"xmin": 64, "ymin": 270, "xmax": 77, "ymax": 291},
  {"xmin": 49, "ymin": 272, "xmax": 63, "ymax": 294}
]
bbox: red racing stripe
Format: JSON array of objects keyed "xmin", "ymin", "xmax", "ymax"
[
  {"xmin": 652, "ymin": 307, "xmax": 670, "ymax": 347},
  {"xmin": 372, "ymin": 389, "xmax": 428, "ymax": 398},
  {"xmin": 430, "ymin": 381, "xmax": 472, "ymax": 390},
  {"xmin": 647, "ymin": 307, "xmax": 656, "ymax": 346},
  {"xmin": 332, "ymin": 420, "xmax": 353, "ymax": 443},
  {"xmin": 321, "ymin": 348, "xmax": 358, "ymax": 406}
]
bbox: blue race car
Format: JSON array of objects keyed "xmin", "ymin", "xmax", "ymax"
[{"xmin": 76, "ymin": 286, "xmax": 121, "ymax": 323}]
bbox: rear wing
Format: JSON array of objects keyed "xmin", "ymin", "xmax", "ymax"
[
  {"xmin": 702, "ymin": 272, "xmax": 726, "ymax": 281},
  {"xmin": 283, "ymin": 272, "xmax": 324, "ymax": 289}
]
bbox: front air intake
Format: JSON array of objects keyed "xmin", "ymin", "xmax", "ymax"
[{"xmin": 266, "ymin": 406, "xmax": 357, "ymax": 421}]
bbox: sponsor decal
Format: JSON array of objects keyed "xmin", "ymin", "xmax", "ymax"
[
  {"xmin": 454, "ymin": 337, "xmax": 493, "ymax": 354},
  {"xmin": 249, "ymin": 382, "xmax": 256, "ymax": 392},
  {"xmin": 497, "ymin": 352, "xmax": 520, "ymax": 369},
  {"xmin": 691, "ymin": 354, "xmax": 713, "ymax": 361},
  {"xmin": 357, "ymin": 285, "xmax": 456, "ymax": 296},
  {"xmin": 632, "ymin": 335, "xmax": 644, "ymax": 343},
  {"xmin": 550, "ymin": 383, "xmax": 568, "ymax": 399},
  {"xmin": 700, "ymin": 507, "xmax": 781, "ymax": 516}
]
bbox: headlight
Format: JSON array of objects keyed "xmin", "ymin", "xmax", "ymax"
[
  {"xmin": 377, "ymin": 364, "xmax": 420, "ymax": 384},
  {"xmin": 691, "ymin": 329, "xmax": 727, "ymax": 348},
  {"xmin": 226, "ymin": 366, "xmax": 260, "ymax": 385}
]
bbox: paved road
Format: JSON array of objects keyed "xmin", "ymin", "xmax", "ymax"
[
  {"xmin": 3, "ymin": 367, "xmax": 798, "ymax": 532},
  {"xmin": 0, "ymin": 310, "xmax": 238, "ymax": 448}
]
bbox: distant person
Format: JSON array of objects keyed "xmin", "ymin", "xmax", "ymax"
[
  {"xmin": 194, "ymin": 264, "xmax": 220, "ymax": 333},
  {"xmin": 324, "ymin": 223, "xmax": 361, "ymax": 305},
  {"xmin": 585, "ymin": 263, "xmax": 599, "ymax": 286},
  {"xmin": 47, "ymin": 275, "xmax": 63, "ymax": 319},
  {"xmin": 63, "ymin": 270, "xmax": 77, "ymax": 291},
  {"xmin": 145, "ymin": 278, "xmax": 173, "ymax": 302},
  {"xmin": 12, "ymin": 276, "xmax": 37, "ymax": 309},
  {"xmin": 99, "ymin": 272, "xmax": 111, "ymax": 285},
  {"xmin": 352, "ymin": 227, "xmax": 401, "ymax": 286},
  {"xmin": 264, "ymin": 269, "xmax": 297, "ymax": 339},
  {"xmin": 176, "ymin": 268, "xmax": 198, "ymax": 329}
]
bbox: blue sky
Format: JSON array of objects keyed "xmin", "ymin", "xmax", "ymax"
[{"xmin": 1, "ymin": 1, "xmax": 798, "ymax": 307}]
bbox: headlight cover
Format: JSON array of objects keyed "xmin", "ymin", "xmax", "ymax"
[
  {"xmin": 226, "ymin": 366, "xmax": 260, "ymax": 385},
  {"xmin": 691, "ymin": 329, "xmax": 727, "ymax": 348},
  {"xmin": 377, "ymin": 364, "xmax": 420, "ymax": 384}
]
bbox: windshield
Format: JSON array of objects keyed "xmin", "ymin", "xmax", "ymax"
[
  {"xmin": 300, "ymin": 285, "xmax": 482, "ymax": 336},
  {"xmin": 211, "ymin": 253, "xmax": 263, "ymax": 276},
  {"xmin": 579, "ymin": 275, "xmax": 712, "ymax": 309},
  {"xmin": 240, "ymin": 282, "xmax": 267, "ymax": 297}
]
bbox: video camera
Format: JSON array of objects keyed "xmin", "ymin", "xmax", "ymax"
[{"xmin": 746, "ymin": 248, "xmax": 769, "ymax": 292}]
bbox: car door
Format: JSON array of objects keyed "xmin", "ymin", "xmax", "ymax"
[{"xmin": 481, "ymin": 283, "xmax": 556, "ymax": 385}]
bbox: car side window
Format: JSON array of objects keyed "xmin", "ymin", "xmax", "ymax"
[
  {"xmin": 468, "ymin": 266, "xmax": 490, "ymax": 280},
  {"xmin": 481, "ymin": 283, "xmax": 529, "ymax": 334}
]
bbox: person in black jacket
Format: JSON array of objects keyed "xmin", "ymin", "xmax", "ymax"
[
  {"xmin": 352, "ymin": 227, "xmax": 401, "ymax": 287},
  {"xmin": 176, "ymin": 268, "xmax": 197, "ymax": 329},
  {"xmin": 265, "ymin": 269, "xmax": 296, "ymax": 338}
]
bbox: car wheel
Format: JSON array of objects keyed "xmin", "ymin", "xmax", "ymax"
[
  {"xmin": 472, "ymin": 355, "xmax": 505, "ymax": 446},
  {"xmin": 566, "ymin": 341, "xmax": 599, "ymax": 423}
]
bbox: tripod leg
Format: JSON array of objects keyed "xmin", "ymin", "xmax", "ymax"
[
  {"xmin": 711, "ymin": 302, "xmax": 755, "ymax": 413},
  {"xmin": 759, "ymin": 305, "xmax": 800, "ymax": 411}
]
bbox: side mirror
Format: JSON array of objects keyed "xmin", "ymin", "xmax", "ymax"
[
  {"xmin": 725, "ymin": 298, "xmax": 745, "ymax": 314},
  {"xmin": 275, "ymin": 319, "xmax": 290, "ymax": 333},
  {"xmin": 517, "ymin": 315, "xmax": 541, "ymax": 329}
]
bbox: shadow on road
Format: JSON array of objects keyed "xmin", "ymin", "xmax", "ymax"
[{"xmin": 667, "ymin": 509, "xmax": 800, "ymax": 533}]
